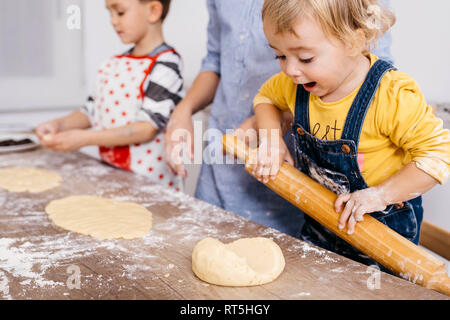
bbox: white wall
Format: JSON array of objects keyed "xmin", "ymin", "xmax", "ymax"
[
  {"xmin": 389, "ymin": 0, "xmax": 450, "ymax": 229},
  {"xmin": 390, "ymin": 0, "xmax": 450, "ymax": 103},
  {"xmin": 0, "ymin": 0, "xmax": 85, "ymax": 111},
  {"xmin": 163, "ymin": 0, "xmax": 208, "ymax": 86}
]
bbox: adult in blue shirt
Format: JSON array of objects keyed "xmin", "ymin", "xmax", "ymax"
[{"xmin": 165, "ymin": 0, "xmax": 393, "ymax": 237}]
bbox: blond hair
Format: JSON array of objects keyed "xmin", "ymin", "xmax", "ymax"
[{"xmin": 262, "ymin": 0, "xmax": 396, "ymax": 54}]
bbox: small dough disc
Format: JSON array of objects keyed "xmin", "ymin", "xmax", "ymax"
[
  {"xmin": 0, "ymin": 167, "xmax": 62, "ymax": 193},
  {"xmin": 45, "ymin": 195, "xmax": 153, "ymax": 240},
  {"xmin": 192, "ymin": 237, "xmax": 285, "ymax": 286}
]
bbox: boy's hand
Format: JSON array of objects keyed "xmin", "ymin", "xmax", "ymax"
[
  {"xmin": 248, "ymin": 136, "xmax": 294, "ymax": 184},
  {"xmin": 36, "ymin": 121, "xmax": 60, "ymax": 141},
  {"xmin": 335, "ymin": 187, "xmax": 388, "ymax": 235},
  {"xmin": 43, "ymin": 129, "xmax": 90, "ymax": 152}
]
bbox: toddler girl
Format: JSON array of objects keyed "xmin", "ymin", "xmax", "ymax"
[{"xmin": 251, "ymin": 0, "xmax": 450, "ymax": 269}]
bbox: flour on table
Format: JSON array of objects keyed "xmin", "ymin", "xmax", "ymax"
[{"xmin": 0, "ymin": 271, "xmax": 12, "ymax": 300}]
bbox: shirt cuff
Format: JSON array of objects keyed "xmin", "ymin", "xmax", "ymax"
[
  {"xmin": 135, "ymin": 110, "xmax": 160, "ymax": 132},
  {"xmin": 79, "ymin": 105, "xmax": 93, "ymax": 125},
  {"xmin": 80, "ymin": 106, "xmax": 89, "ymax": 116},
  {"xmin": 253, "ymin": 96, "xmax": 276, "ymax": 111},
  {"xmin": 200, "ymin": 53, "xmax": 220, "ymax": 75},
  {"xmin": 413, "ymin": 157, "xmax": 450, "ymax": 185}
]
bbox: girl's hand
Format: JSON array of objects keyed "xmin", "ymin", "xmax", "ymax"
[
  {"xmin": 43, "ymin": 129, "xmax": 91, "ymax": 152},
  {"xmin": 249, "ymin": 137, "xmax": 294, "ymax": 184},
  {"xmin": 335, "ymin": 187, "xmax": 389, "ymax": 235}
]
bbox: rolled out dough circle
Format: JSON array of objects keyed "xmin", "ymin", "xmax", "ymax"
[
  {"xmin": 192, "ymin": 237, "xmax": 285, "ymax": 287},
  {"xmin": 45, "ymin": 195, "xmax": 153, "ymax": 240},
  {"xmin": 0, "ymin": 167, "xmax": 62, "ymax": 193}
]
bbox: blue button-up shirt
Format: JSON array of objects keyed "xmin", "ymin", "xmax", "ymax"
[{"xmin": 195, "ymin": 0, "xmax": 393, "ymax": 237}]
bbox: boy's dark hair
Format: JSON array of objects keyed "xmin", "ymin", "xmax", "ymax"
[{"xmin": 140, "ymin": 0, "xmax": 171, "ymax": 21}]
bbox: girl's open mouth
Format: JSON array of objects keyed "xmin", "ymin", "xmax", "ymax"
[{"xmin": 303, "ymin": 82, "xmax": 317, "ymax": 90}]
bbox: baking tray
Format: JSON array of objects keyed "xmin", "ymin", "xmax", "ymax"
[{"xmin": 0, "ymin": 132, "xmax": 40, "ymax": 153}]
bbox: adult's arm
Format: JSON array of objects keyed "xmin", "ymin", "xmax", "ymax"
[{"xmin": 164, "ymin": 0, "xmax": 221, "ymax": 177}]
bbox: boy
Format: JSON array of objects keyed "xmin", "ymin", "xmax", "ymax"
[{"xmin": 36, "ymin": 0, "xmax": 184, "ymax": 190}]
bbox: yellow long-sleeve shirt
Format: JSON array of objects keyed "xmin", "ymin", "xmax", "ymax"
[{"xmin": 254, "ymin": 54, "xmax": 450, "ymax": 187}]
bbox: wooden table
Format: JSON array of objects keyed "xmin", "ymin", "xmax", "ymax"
[{"xmin": 0, "ymin": 148, "xmax": 447, "ymax": 300}]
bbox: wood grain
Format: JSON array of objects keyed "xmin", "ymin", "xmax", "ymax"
[
  {"xmin": 420, "ymin": 220, "xmax": 450, "ymax": 261},
  {"xmin": 0, "ymin": 147, "xmax": 447, "ymax": 300}
]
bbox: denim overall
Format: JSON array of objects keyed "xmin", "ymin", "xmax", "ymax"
[{"xmin": 292, "ymin": 60, "xmax": 424, "ymax": 271}]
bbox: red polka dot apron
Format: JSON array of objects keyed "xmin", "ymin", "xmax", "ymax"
[{"xmin": 92, "ymin": 49, "xmax": 182, "ymax": 191}]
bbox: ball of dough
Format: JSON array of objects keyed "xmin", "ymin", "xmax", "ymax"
[
  {"xmin": 192, "ymin": 237, "xmax": 285, "ymax": 286},
  {"xmin": 46, "ymin": 195, "xmax": 153, "ymax": 240},
  {"xmin": 42, "ymin": 134, "xmax": 53, "ymax": 142}
]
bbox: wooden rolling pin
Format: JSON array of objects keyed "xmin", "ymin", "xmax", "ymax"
[{"xmin": 222, "ymin": 134, "xmax": 450, "ymax": 296}]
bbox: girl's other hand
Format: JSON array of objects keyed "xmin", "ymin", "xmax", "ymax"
[{"xmin": 335, "ymin": 187, "xmax": 389, "ymax": 235}]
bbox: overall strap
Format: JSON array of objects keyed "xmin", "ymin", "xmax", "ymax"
[
  {"xmin": 293, "ymin": 82, "xmax": 311, "ymax": 130},
  {"xmin": 341, "ymin": 59, "xmax": 396, "ymax": 146}
]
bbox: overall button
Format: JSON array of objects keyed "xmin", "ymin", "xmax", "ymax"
[
  {"xmin": 341, "ymin": 144, "xmax": 351, "ymax": 154},
  {"xmin": 297, "ymin": 128, "xmax": 305, "ymax": 135},
  {"xmin": 394, "ymin": 202, "xmax": 405, "ymax": 209}
]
